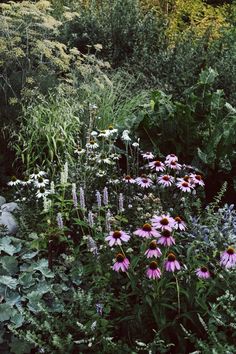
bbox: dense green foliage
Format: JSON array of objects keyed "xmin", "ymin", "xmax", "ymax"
[{"xmin": 1, "ymin": 0, "xmax": 236, "ymax": 353}]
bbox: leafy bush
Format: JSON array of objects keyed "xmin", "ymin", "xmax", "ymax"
[{"xmin": 132, "ymin": 68, "xmax": 236, "ymax": 196}]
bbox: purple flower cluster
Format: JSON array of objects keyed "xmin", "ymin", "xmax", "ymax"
[{"xmin": 122, "ymin": 153, "xmax": 205, "ymax": 194}]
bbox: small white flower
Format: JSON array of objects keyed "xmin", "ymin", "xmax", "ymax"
[
  {"xmin": 36, "ymin": 188, "xmax": 50, "ymax": 199},
  {"xmin": 96, "ymin": 170, "xmax": 106, "ymax": 177},
  {"xmin": 30, "ymin": 171, "xmax": 47, "ymax": 180},
  {"xmin": 75, "ymin": 147, "xmax": 86, "ymax": 155},
  {"xmin": 34, "ymin": 177, "xmax": 49, "ymax": 188},
  {"xmin": 91, "ymin": 131, "xmax": 98, "ymax": 137},
  {"xmin": 7, "ymin": 177, "xmax": 21, "ymax": 186},
  {"xmin": 132, "ymin": 142, "xmax": 139, "ymax": 147},
  {"xmin": 121, "ymin": 130, "xmax": 131, "ymax": 142},
  {"xmin": 86, "ymin": 141, "xmax": 99, "ymax": 150}
]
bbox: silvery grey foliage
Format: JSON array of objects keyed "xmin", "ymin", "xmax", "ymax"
[
  {"xmin": 0, "ymin": 211, "xmax": 18, "ymax": 235},
  {"xmin": 187, "ymin": 204, "xmax": 236, "ymax": 248},
  {"xmin": 1, "ymin": 202, "xmax": 20, "ymax": 213}
]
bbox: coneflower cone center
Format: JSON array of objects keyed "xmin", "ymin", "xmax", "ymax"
[
  {"xmin": 11, "ymin": 176, "xmax": 17, "ymax": 182},
  {"xmin": 160, "ymin": 218, "xmax": 169, "ymax": 225},
  {"xmin": 113, "ymin": 231, "xmax": 121, "ymax": 239},
  {"xmin": 227, "ymin": 247, "xmax": 235, "ymax": 255},
  {"xmin": 201, "ymin": 266, "xmax": 208, "ymax": 273},
  {"xmin": 149, "ymin": 261, "xmax": 158, "ymax": 270},
  {"xmin": 38, "ymin": 177, "xmax": 44, "ymax": 183},
  {"xmin": 163, "ymin": 176, "xmax": 170, "ymax": 181},
  {"xmin": 143, "ymin": 223, "xmax": 152, "ymax": 232},
  {"xmin": 154, "ymin": 161, "xmax": 161, "ymax": 166},
  {"xmin": 162, "ymin": 230, "xmax": 171, "ymax": 238},
  {"xmin": 183, "ymin": 176, "xmax": 189, "ymax": 181},
  {"xmin": 175, "ymin": 216, "xmax": 182, "ymax": 223},
  {"xmin": 39, "ymin": 187, "xmax": 45, "ymax": 193},
  {"xmin": 116, "ymin": 253, "xmax": 125, "ymax": 262},
  {"xmin": 149, "ymin": 241, "xmax": 157, "ymax": 250},
  {"xmin": 182, "ymin": 182, "xmax": 189, "ymax": 187},
  {"xmin": 125, "ymin": 175, "xmax": 131, "ymax": 180},
  {"xmin": 196, "ymin": 175, "xmax": 202, "ymax": 180},
  {"xmin": 167, "ymin": 253, "xmax": 176, "ymax": 262}
]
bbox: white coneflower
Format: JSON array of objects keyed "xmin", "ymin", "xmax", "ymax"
[
  {"xmin": 105, "ymin": 209, "xmax": 111, "ymax": 232},
  {"xmin": 86, "ymin": 141, "xmax": 99, "ymax": 150},
  {"xmin": 72, "ymin": 183, "xmax": 78, "ymax": 208},
  {"xmin": 118, "ymin": 193, "xmax": 124, "ymax": 212},
  {"xmin": 34, "ymin": 176, "xmax": 49, "ymax": 188},
  {"xmin": 36, "ymin": 188, "xmax": 50, "ymax": 199},
  {"xmin": 103, "ymin": 187, "xmax": 109, "ymax": 206},
  {"xmin": 96, "ymin": 191, "xmax": 102, "ymax": 208},
  {"xmin": 79, "ymin": 187, "xmax": 86, "ymax": 209},
  {"xmin": 8, "ymin": 176, "xmax": 21, "ymax": 186},
  {"xmin": 88, "ymin": 211, "xmax": 94, "ymax": 227},
  {"xmin": 56, "ymin": 212, "xmax": 64, "ymax": 229}
]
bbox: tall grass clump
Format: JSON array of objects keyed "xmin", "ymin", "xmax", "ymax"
[{"xmin": 10, "ymin": 91, "xmax": 82, "ymax": 175}]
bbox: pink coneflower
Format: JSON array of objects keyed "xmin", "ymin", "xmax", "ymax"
[
  {"xmin": 165, "ymin": 160, "xmax": 182, "ymax": 171},
  {"xmin": 174, "ymin": 216, "xmax": 187, "ymax": 231},
  {"xmin": 165, "ymin": 253, "xmax": 181, "ymax": 272},
  {"xmin": 146, "ymin": 261, "xmax": 161, "ymax": 279},
  {"xmin": 149, "ymin": 160, "xmax": 165, "ymax": 172},
  {"xmin": 105, "ymin": 230, "xmax": 130, "ymax": 247},
  {"xmin": 136, "ymin": 175, "xmax": 153, "ymax": 188},
  {"xmin": 220, "ymin": 247, "xmax": 236, "ymax": 269},
  {"xmin": 113, "ymin": 253, "xmax": 130, "ymax": 272},
  {"xmin": 177, "ymin": 176, "xmax": 190, "ymax": 183},
  {"xmin": 190, "ymin": 174, "xmax": 205, "ymax": 187},
  {"xmin": 196, "ymin": 266, "xmax": 211, "ymax": 279},
  {"xmin": 176, "ymin": 181, "xmax": 192, "ymax": 193},
  {"xmin": 165, "ymin": 154, "xmax": 178, "ymax": 163},
  {"xmin": 157, "ymin": 174, "xmax": 174, "ymax": 188},
  {"xmin": 151, "ymin": 215, "xmax": 175, "ymax": 232},
  {"xmin": 157, "ymin": 230, "xmax": 175, "ymax": 247},
  {"xmin": 123, "ymin": 175, "xmax": 136, "ymax": 184},
  {"xmin": 145, "ymin": 240, "xmax": 162, "ymax": 258},
  {"xmin": 142, "ymin": 152, "xmax": 154, "ymax": 160},
  {"xmin": 134, "ymin": 223, "xmax": 160, "ymax": 238}
]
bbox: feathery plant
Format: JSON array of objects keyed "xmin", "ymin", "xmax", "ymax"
[{"xmin": 10, "ymin": 91, "xmax": 82, "ymax": 175}]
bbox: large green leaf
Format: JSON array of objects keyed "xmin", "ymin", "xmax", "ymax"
[
  {"xmin": 0, "ymin": 256, "xmax": 18, "ymax": 275},
  {"xmin": 0, "ymin": 237, "xmax": 17, "ymax": 256},
  {"xmin": 0, "ymin": 303, "xmax": 12, "ymax": 321},
  {"xmin": 0, "ymin": 275, "xmax": 17, "ymax": 290},
  {"xmin": 29, "ymin": 259, "xmax": 54, "ymax": 278},
  {"xmin": 9, "ymin": 336, "xmax": 33, "ymax": 354}
]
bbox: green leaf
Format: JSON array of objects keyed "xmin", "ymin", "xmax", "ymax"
[
  {"xmin": 5, "ymin": 290, "xmax": 21, "ymax": 306},
  {"xmin": 9, "ymin": 336, "xmax": 33, "ymax": 354},
  {"xmin": 0, "ymin": 275, "xmax": 17, "ymax": 289},
  {"xmin": 0, "ymin": 303, "xmax": 12, "ymax": 321},
  {"xmin": 0, "ymin": 256, "xmax": 18, "ymax": 275},
  {"xmin": 197, "ymin": 148, "xmax": 208, "ymax": 165},
  {"xmin": 29, "ymin": 259, "xmax": 54, "ymax": 278},
  {"xmin": 10, "ymin": 310, "xmax": 24, "ymax": 328},
  {"xmin": 0, "ymin": 237, "xmax": 17, "ymax": 256},
  {"xmin": 199, "ymin": 67, "xmax": 218, "ymax": 85},
  {"xmin": 22, "ymin": 251, "xmax": 38, "ymax": 260}
]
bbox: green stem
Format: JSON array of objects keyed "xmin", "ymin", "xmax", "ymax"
[{"xmin": 174, "ymin": 274, "xmax": 181, "ymax": 316}]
